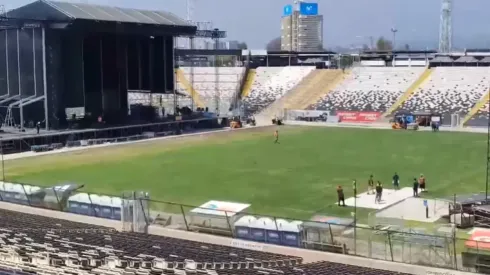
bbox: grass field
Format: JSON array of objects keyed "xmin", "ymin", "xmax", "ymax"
[{"xmin": 3, "ymin": 126, "xmax": 488, "ymax": 220}]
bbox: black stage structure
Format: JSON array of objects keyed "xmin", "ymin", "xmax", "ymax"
[{"xmin": 0, "ymin": 0, "xmax": 197, "ymax": 131}]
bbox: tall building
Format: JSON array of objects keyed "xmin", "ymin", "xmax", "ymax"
[{"xmin": 281, "ymin": 1, "xmax": 323, "ymax": 52}]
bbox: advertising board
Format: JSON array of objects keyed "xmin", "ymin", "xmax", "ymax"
[
  {"xmin": 299, "ymin": 2, "xmax": 318, "ymax": 16},
  {"xmin": 465, "ymin": 229, "xmax": 490, "ymax": 250},
  {"xmin": 337, "ymin": 111, "xmax": 381, "ymax": 123},
  {"xmin": 191, "ymin": 200, "xmax": 251, "ymax": 217},
  {"xmin": 283, "ymin": 5, "xmax": 293, "ymax": 16}
]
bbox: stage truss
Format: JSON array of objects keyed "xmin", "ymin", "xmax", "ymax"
[{"xmin": 176, "ymin": 23, "xmax": 227, "ymax": 114}]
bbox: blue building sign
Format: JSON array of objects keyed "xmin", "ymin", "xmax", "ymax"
[
  {"xmin": 283, "ymin": 5, "xmax": 293, "ymax": 16},
  {"xmin": 299, "ymin": 2, "xmax": 318, "ymax": 16}
]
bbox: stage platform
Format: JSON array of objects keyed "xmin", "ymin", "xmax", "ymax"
[
  {"xmin": 343, "ymin": 187, "xmax": 414, "ymax": 210},
  {"xmin": 0, "ymin": 118, "xmax": 222, "ymax": 141},
  {"xmin": 376, "ymin": 197, "xmax": 449, "ymax": 222}
]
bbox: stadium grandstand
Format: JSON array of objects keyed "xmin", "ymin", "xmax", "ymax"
[
  {"xmin": 0, "ymin": 207, "xmax": 414, "ymax": 275},
  {"xmin": 1, "ymin": 0, "xmax": 490, "ymax": 275},
  {"xmin": 308, "ymin": 67, "xmax": 425, "ymax": 113}
]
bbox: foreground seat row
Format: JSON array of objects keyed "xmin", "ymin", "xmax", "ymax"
[{"xmin": 0, "ymin": 208, "xmax": 410, "ymax": 275}]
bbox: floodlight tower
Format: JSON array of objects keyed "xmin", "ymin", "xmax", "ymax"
[{"xmin": 438, "ymin": 0, "xmax": 452, "ymax": 53}]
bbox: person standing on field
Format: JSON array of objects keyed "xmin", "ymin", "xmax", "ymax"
[
  {"xmin": 368, "ymin": 175, "xmax": 374, "ymax": 195},
  {"xmin": 412, "ymin": 178, "xmax": 419, "ymax": 197},
  {"xmin": 375, "ymin": 181, "xmax": 383, "ymax": 204},
  {"xmin": 419, "ymin": 174, "xmax": 426, "ymax": 192},
  {"xmin": 392, "ymin": 172, "xmax": 400, "ymax": 190},
  {"xmin": 337, "ymin": 185, "xmax": 345, "ymax": 207},
  {"xmin": 274, "ymin": 130, "xmax": 279, "ymax": 144}
]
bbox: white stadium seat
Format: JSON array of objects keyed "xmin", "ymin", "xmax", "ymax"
[
  {"xmin": 464, "ymin": 102, "xmax": 489, "ymax": 127},
  {"xmin": 243, "ymin": 66, "xmax": 315, "ymax": 116},
  {"xmin": 309, "ymin": 67, "xmax": 424, "ymax": 113},
  {"xmin": 395, "ymin": 67, "xmax": 490, "ymax": 125},
  {"xmin": 178, "ymin": 67, "xmax": 245, "ymax": 113}
]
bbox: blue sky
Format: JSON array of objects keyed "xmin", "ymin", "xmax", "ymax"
[{"xmin": 7, "ymin": 0, "xmax": 490, "ymax": 49}]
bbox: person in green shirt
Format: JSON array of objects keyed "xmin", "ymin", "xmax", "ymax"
[
  {"xmin": 412, "ymin": 178, "xmax": 419, "ymax": 197},
  {"xmin": 392, "ymin": 173, "xmax": 400, "ymax": 190}
]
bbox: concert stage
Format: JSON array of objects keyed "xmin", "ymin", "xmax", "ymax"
[{"xmin": 0, "ymin": 0, "xmax": 196, "ymax": 131}]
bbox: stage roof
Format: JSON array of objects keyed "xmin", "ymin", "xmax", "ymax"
[{"xmin": 7, "ymin": 0, "xmax": 196, "ymax": 34}]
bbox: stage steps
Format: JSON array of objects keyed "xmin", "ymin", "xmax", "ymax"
[
  {"xmin": 383, "ymin": 67, "xmax": 433, "ymax": 118},
  {"xmin": 461, "ymin": 90, "xmax": 490, "ymax": 126},
  {"xmin": 241, "ymin": 69, "xmax": 256, "ymax": 98},
  {"xmin": 175, "ymin": 69, "xmax": 205, "ymax": 108},
  {"xmin": 256, "ymin": 69, "xmax": 346, "ymax": 119}
]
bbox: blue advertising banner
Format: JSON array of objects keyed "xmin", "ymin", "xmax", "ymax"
[
  {"xmin": 283, "ymin": 5, "xmax": 293, "ymax": 16},
  {"xmin": 299, "ymin": 2, "xmax": 318, "ymax": 16}
]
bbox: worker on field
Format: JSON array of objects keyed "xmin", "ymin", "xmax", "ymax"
[
  {"xmin": 274, "ymin": 130, "xmax": 279, "ymax": 144},
  {"xmin": 337, "ymin": 185, "xmax": 345, "ymax": 207},
  {"xmin": 392, "ymin": 172, "xmax": 400, "ymax": 190},
  {"xmin": 412, "ymin": 177, "xmax": 419, "ymax": 197},
  {"xmin": 419, "ymin": 174, "xmax": 426, "ymax": 192},
  {"xmin": 368, "ymin": 175, "xmax": 375, "ymax": 195},
  {"xmin": 375, "ymin": 181, "xmax": 383, "ymax": 204},
  {"xmin": 352, "ymin": 180, "xmax": 357, "ymax": 197}
]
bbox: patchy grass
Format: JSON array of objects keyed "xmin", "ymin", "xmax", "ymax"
[{"xmin": 4, "ymin": 126, "xmax": 487, "ymax": 220}]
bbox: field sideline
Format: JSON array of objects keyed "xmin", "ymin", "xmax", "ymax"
[{"xmin": 3, "ymin": 125, "xmax": 488, "ymax": 220}]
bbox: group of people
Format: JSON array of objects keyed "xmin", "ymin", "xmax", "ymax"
[{"xmin": 336, "ymin": 173, "xmax": 427, "ymax": 207}]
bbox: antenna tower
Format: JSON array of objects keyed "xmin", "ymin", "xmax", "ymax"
[
  {"xmin": 438, "ymin": 0, "xmax": 452, "ymax": 53},
  {"xmin": 186, "ymin": 0, "xmax": 194, "ymax": 22}
]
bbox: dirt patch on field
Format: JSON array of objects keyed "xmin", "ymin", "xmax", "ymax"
[{"xmin": 5, "ymin": 125, "xmax": 296, "ymax": 175}]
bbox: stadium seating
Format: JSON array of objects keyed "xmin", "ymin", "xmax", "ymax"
[
  {"xmin": 0, "ymin": 208, "xmax": 411, "ymax": 275},
  {"xmin": 465, "ymin": 102, "xmax": 489, "ymax": 127},
  {"xmin": 394, "ymin": 67, "xmax": 490, "ymax": 125},
  {"xmin": 308, "ymin": 67, "xmax": 424, "ymax": 113},
  {"xmin": 178, "ymin": 67, "xmax": 245, "ymax": 113},
  {"xmin": 242, "ymin": 66, "xmax": 315, "ymax": 116}
]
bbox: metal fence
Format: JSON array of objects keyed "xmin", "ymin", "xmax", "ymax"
[{"xmin": 0, "ymin": 185, "xmax": 487, "ymax": 273}]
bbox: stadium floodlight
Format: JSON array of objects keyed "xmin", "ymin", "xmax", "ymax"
[{"xmin": 391, "ymin": 27, "xmax": 398, "ymax": 51}]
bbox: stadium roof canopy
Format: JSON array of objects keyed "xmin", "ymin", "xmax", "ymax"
[
  {"xmin": 455, "ymin": 56, "xmax": 478, "ymax": 63},
  {"xmin": 5, "ymin": 0, "xmax": 196, "ymax": 35}
]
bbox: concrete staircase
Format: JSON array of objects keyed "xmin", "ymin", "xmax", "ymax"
[
  {"xmin": 241, "ymin": 69, "xmax": 256, "ymax": 98},
  {"xmin": 256, "ymin": 69, "xmax": 346, "ymax": 121},
  {"xmin": 461, "ymin": 90, "xmax": 490, "ymax": 125},
  {"xmin": 175, "ymin": 69, "xmax": 205, "ymax": 108},
  {"xmin": 383, "ymin": 67, "xmax": 433, "ymax": 118}
]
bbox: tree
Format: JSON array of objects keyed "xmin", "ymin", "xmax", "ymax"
[
  {"xmin": 376, "ymin": 37, "xmax": 393, "ymax": 51},
  {"xmin": 237, "ymin": 42, "xmax": 248, "ymax": 50},
  {"xmin": 266, "ymin": 37, "xmax": 282, "ymax": 51},
  {"xmin": 362, "ymin": 44, "xmax": 370, "ymax": 51},
  {"xmin": 404, "ymin": 44, "xmax": 410, "ymax": 51}
]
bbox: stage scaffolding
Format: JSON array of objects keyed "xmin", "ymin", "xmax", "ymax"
[
  {"xmin": 0, "ymin": 8, "xmax": 49, "ymax": 132},
  {"xmin": 175, "ymin": 24, "xmax": 227, "ymax": 114}
]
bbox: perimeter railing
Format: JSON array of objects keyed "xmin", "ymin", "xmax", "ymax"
[{"xmin": 0, "ymin": 184, "xmax": 487, "ymax": 273}]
